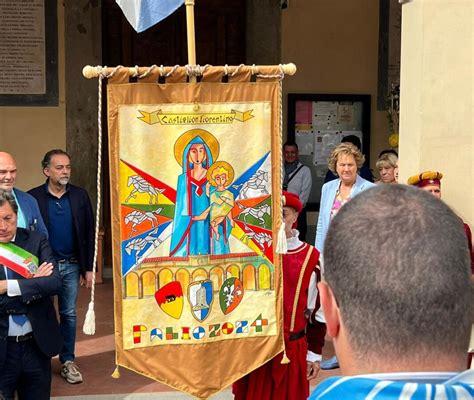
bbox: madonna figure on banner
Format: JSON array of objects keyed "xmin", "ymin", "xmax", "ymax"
[{"xmin": 169, "ymin": 129, "xmax": 219, "ymax": 257}]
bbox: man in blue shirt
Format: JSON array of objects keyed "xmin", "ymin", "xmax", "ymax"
[
  {"xmin": 29, "ymin": 149, "xmax": 94, "ymax": 385},
  {"xmin": 311, "ymin": 185, "xmax": 473, "ymax": 399},
  {"xmin": 0, "ymin": 152, "xmax": 48, "ymax": 238}
]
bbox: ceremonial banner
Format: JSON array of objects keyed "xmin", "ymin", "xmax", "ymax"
[{"xmin": 108, "ymin": 74, "xmax": 283, "ymax": 398}]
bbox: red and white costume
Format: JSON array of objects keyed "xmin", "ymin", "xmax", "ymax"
[{"xmin": 233, "ymin": 230, "xmax": 326, "ymax": 400}]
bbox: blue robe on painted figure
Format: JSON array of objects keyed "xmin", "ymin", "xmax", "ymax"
[
  {"xmin": 211, "ymin": 221, "xmax": 232, "ymax": 255},
  {"xmin": 169, "ymin": 136, "xmax": 213, "ymax": 256}
]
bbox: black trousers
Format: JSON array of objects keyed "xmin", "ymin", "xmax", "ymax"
[
  {"xmin": 0, "ymin": 338, "xmax": 51, "ymax": 400},
  {"xmin": 297, "ymin": 207, "xmax": 308, "ymax": 241}
]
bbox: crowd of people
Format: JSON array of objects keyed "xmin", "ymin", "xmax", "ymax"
[
  {"xmin": 1, "ymin": 141, "xmax": 473, "ymax": 399},
  {"xmin": 0, "ymin": 150, "xmax": 94, "ymax": 399}
]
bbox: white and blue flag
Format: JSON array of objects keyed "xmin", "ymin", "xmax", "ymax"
[{"xmin": 116, "ymin": 0, "xmax": 185, "ymax": 33}]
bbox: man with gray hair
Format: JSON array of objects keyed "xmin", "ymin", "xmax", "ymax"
[
  {"xmin": 310, "ymin": 185, "xmax": 474, "ymax": 399},
  {"xmin": 0, "ymin": 152, "xmax": 48, "ymax": 238}
]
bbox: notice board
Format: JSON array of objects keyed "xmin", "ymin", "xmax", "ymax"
[{"xmin": 287, "ymin": 94, "xmax": 371, "ymax": 210}]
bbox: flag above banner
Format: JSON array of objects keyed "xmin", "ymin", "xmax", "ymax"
[{"xmin": 116, "ymin": 0, "xmax": 185, "ymax": 33}]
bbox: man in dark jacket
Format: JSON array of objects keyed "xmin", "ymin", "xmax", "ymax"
[
  {"xmin": 28, "ymin": 149, "xmax": 94, "ymax": 384},
  {"xmin": 0, "ymin": 189, "xmax": 62, "ymax": 400}
]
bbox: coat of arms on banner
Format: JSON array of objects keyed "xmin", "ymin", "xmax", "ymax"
[{"xmin": 188, "ymin": 280, "xmax": 213, "ymax": 322}]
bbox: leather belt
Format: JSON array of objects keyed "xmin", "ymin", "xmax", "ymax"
[
  {"xmin": 289, "ymin": 329, "xmax": 305, "ymax": 341},
  {"xmin": 57, "ymin": 257, "xmax": 79, "ymax": 264},
  {"xmin": 8, "ymin": 332, "xmax": 33, "ymax": 342}
]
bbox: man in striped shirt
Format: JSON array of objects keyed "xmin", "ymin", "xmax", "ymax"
[{"xmin": 311, "ymin": 185, "xmax": 473, "ymax": 399}]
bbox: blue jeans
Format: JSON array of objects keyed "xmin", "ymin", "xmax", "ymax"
[{"xmin": 58, "ymin": 262, "xmax": 80, "ymax": 364}]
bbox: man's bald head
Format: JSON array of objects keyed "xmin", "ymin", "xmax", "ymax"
[{"xmin": 0, "ymin": 152, "xmax": 17, "ymax": 192}]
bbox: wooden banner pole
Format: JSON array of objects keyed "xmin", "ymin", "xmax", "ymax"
[
  {"xmin": 185, "ymin": 0, "xmax": 197, "ymax": 83},
  {"xmin": 82, "ymin": 64, "xmax": 297, "ymax": 79}
]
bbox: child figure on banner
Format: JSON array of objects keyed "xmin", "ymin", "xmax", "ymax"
[
  {"xmin": 233, "ymin": 191, "xmax": 326, "ymax": 400},
  {"xmin": 194, "ymin": 161, "xmax": 235, "ymax": 255}
]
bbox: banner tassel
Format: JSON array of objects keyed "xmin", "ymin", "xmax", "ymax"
[
  {"xmin": 111, "ymin": 365, "xmax": 121, "ymax": 379},
  {"xmin": 276, "ymin": 221, "xmax": 287, "ymax": 254},
  {"xmin": 83, "ymin": 302, "xmax": 96, "ymax": 335},
  {"xmin": 281, "ymin": 349, "xmax": 290, "ymax": 364}
]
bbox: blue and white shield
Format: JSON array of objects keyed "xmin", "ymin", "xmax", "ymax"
[{"xmin": 188, "ymin": 280, "xmax": 213, "ymax": 322}]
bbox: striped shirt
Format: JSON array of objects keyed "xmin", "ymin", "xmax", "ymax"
[{"xmin": 310, "ymin": 370, "xmax": 474, "ymax": 400}]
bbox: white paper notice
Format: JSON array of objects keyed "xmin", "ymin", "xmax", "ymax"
[
  {"xmin": 314, "ymin": 101, "xmax": 338, "ymax": 115},
  {"xmin": 296, "ymin": 129, "xmax": 314, "ymax": 156},
  {"xmin": 337, "ymin": 104, "xmax": 354, "ymax": 125},
  {"xmin": 313, "ymin": 101, "xmax": 338, "ymax": 130},
  {"xmin": 312, "ymin": 130, "xmax": 341, "ymax": 166}
]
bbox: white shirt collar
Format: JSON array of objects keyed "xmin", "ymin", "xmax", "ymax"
[{"xmin": 286, "ymin": 229, "xmax": 303, "ymax": 250}]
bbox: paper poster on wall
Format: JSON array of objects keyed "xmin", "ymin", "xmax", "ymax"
[
  {"xmin": 337, "ymin": 104, "xmax": 354, "ymax": 125},
  {"xmin": 295, "ymin": 100, "xmax": 312, "ymax": 124},
  {"xmin": 295, "ymin": 129, "xmax": 314, "ymax": 156},
  {"xmin": 295, "ymin": 100, "xmax": 314, "ymax": 155},
  {"xmin": 313, "ymin": 101, "xmax": 338, "ymax": 115},
  {"xmin": 312, "ymin": 130, "xmax": 341, "ymax": 166},
  {"xmin": 313, "ymin": 101, "xmax": 338, "ymax": 130}
]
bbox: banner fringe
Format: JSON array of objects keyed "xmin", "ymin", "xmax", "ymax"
[{"xmin": 111, "ymin": 365, "xmax": 121, "ymax": 379}]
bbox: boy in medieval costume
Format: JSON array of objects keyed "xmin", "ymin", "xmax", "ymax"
[{"xmin": 233, "ymin": 191, "xmax": 326, "ymax": 400}]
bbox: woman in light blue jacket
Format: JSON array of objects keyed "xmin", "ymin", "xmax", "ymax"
[
  {"xmin": 315, "ymin": 142, "xmax": 375, "ymax": 370},
  {"xmin": 315, "ymin": 143, "xmax": 375, "ymax": 253}
]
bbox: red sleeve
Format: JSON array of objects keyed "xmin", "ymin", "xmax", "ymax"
[{"xmin": 464, "ymin": 223, "xmax": 474, "ymax": 274}]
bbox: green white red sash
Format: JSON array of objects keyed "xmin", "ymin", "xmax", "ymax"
[{"xmin": 0, "ymin": 242, "xmax": 38, "ymax": 279}]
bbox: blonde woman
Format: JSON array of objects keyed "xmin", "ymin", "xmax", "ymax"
[{"xmin": 376, "ymin": 152, "xmax": 398, "ymax": 184}]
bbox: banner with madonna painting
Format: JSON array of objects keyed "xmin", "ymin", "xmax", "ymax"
[{"xmin": 106, "ymin": 66, "xmax": 286, "ymax": 398}]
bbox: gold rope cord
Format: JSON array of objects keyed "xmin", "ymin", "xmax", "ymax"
[{"xmin": 290, "ymin": 245, "xmax": 314, "ymax": 332}]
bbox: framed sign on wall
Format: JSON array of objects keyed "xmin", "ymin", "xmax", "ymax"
[{"xmin": 0, "ymin": 0, "xmax": 58, "ymax": 106}]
